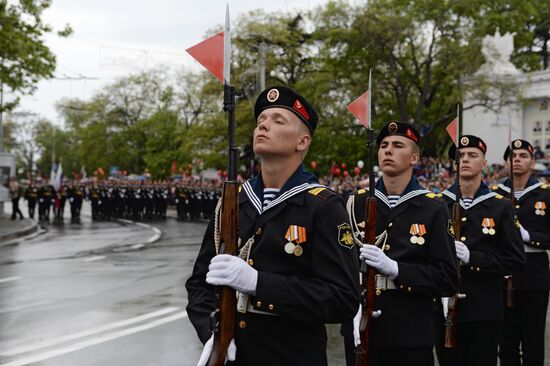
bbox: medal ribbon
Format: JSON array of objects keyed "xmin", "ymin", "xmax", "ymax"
[
  {"xmin": 409, "ymin": 224, "xmax": 426, "ymax": 236},
  {"xmin": 535, "ymin": 201, "xmax": 546, "ymax": 210},
  {"xmin": 285, "ymin": 225, "xmax": 307, "ymax": 244}
]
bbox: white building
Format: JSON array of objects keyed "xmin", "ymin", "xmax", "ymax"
[{"xmin": 463, "ymin": 32, "xmax": 550, "ymax": 165}]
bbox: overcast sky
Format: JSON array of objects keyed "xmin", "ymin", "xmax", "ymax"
[{"xmin": 18, "ymin": 0, "xmax": 330, "ymax": 124}]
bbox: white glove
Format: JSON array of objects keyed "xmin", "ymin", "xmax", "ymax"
[
  {"xmin": 441, "ymin": 297, "xmax": 449, "ymax": 319},
  {"xmin": 197, "ymin": 334, "xmax": 236, "ymax": 366},
  {"xmin": 352, "ymin": 304, "xmax": 362, "ymax": 347},
  {"xmin": 206, "ymin": 254, "xmax": 258, "ymax": 295},
  {"xmin": 352, "ymin": 304, "xmax": 381, "ymax": 347},
  {"xmin": 519, "ymin": 225, "xmax": 530, "ymax": 243},
  {"xmin": 455, "ymin": 241, "xmax": 470, "ymax": 264},
  {"xmin": 359, "ymin": 245, "xmax": 398, "ymax": 280}
]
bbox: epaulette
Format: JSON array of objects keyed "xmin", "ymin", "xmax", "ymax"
[
  {"xmin": 357, "ymin": 189, "xmax": 366, "ymax": 195},
  {"xmin": 308, "ymin": 187, "xmax": 335, "ymax": 200},
  {"xmin": 491, "ymin": 185, "xmax": 499, "ymax": 191},
  {"xmin": 425, "ymin": 192, "xmax": 443, "ymax": 198},
  {"xmin": 542, "ymin": 184, "xmax": 548, "ymax": 189},
  {"xmin": 495, "ymin": 194, "xmax": 503, "ymax": 199}
]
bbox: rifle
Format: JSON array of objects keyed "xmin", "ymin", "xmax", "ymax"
[
  {"xmin": 355, "ymin": 121, "xmax": 377, "ymax": 366},
  {"xmin": 207, "ymin": 9, "xmax": 240, "ymax": 365},
  {"xmin": 505, "ymin": 139, "xmax": 516, "ymax": 308},
  {"xmin": 444, "ymin": 107, "xmax": 463, "ymax": 349}
]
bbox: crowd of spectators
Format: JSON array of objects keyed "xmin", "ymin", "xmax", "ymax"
[{"xmin": 318, "ymin": 157, "xmax": 549, "ymax": 200}]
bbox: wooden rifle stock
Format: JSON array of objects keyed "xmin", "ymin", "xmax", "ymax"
[
  {"xmin": 444, "ymin": 202, "xmax": 461, "ymax": 348},
  {"xmin": 208, "ymin": 182, "xmax": 239, "ymax": 366}
]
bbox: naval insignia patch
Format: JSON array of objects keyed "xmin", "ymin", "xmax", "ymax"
[
  {"xmin": 447, "ymin": 219, "xmax": 455, "ymax": 237},
  {"xmin": 338, "ymin": 223, "xmax": 354, "ymax": 249}
]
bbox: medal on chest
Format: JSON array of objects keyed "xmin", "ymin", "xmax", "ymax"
[
  {"xmin": 284, "ymin": 225, "xmax": 307, "ymax": 257},
  {"xmin": 409, "ymin": 223, "xmax": 427, "ymax": 245},
  {"xmin": 534, "ymin": 201, "xmax": 546, "ymax": 216},
  {"xmin": 481, "ymin": 217, "xmax": 496, "ymax": 235}
]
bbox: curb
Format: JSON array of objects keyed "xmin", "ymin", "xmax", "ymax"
[{"xmin": 0, "ymin": 219, "xmax": 40, "ymax": 247}]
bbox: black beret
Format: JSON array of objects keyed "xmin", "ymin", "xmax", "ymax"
[
  {"xmin": 503, "ymin": 139, "xmax": 534, "ymax": 160},
  {"xmin": 448, "ymin": 135, "xmax": 487, "ymax": 159},
  {"xmin": 376, "ymin": 122, "xmax": 420, "ymax": 146},
  {"xmin": 254, "ymin": 86, "xmax": 318, "ymax": 134}
]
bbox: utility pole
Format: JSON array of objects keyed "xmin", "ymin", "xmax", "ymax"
[{"xmin": 0, "ymin": 82, "xmax": 4, "ymax": 153}]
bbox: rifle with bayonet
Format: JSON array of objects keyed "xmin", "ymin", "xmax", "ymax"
[
  {"xmin": 355, "ymin": 71, "xmax": 377, "ymax": 366},
  {"xmin": 505, "ymin": 138, "xmax": 516, "ymax": 308},
  {"xmin": 208, "ymin": 7, "xmax": 239, "ymax": 366},
  {"xmin": 444, "ymin": 106, "xmax": 463, "ymax": 348}
]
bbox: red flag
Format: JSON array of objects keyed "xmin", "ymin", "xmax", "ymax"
[
  {"xmin": 347, "ymin": 90, "xmax": 370, "ymax": 128},
  {"xmin": 446, "ymin": 118, "xmax": 459, "ymax": 146},
  {"xmin": 186, "ymin": 31, "xmax": 224, "ymax": 83}
]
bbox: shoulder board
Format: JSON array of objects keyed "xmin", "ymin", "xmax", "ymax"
[
  {"xmin": 542, "ymin": 184, "xmax": 548, "ymax": 189},
  {"xmin": 491, "ymin": 185, "xmax": 499, "ymax": 191},
  {"xmin": 357, "ymin": 188, "xmax": 366, "ymax": 195},
  {"xmin": 308, "ymin": 187, "xmax": 335, "ymax": 200},
  {"xmin": 425, "ymin": 193, "xmax": 443, "ymax": 198},
  {"xmin": 495, "ymin": 194, "xmax": 504, "ymax": 199},
  {"xmin": 239, "ymin": 186, "xmax": 242, "ymax": 192}
]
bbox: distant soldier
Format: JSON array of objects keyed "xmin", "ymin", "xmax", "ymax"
[
  {"xmin": 9, "ymin": 177, "xmax": 24, "ymax": 220},
  {"xmin": 24, "ymin": 180, "xmax": 38, "ymax": 219},
  {"xmin": 38, "ymin": 180, "xmax": 55, "ymax": 221},
  {"xmin": 67, "ymin": 181, "xmax": 84, "ymax": 223}
]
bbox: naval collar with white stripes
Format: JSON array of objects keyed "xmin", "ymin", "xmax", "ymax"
[
  {"xmin": 242, "ymin": 164, "xmax": 324, "ymax": 215},
  {"xmin": 442, "ymin": 181, "xmax": 496, "ymax": 210},
  {"xmin": 375, "ymin": 176, "xmax": 430, "ymax": 209},
  {"xmin": 497, "ymin": 176, "xmax": 542, "ymax": 200}
]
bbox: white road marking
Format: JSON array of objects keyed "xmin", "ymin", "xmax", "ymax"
[
  {"xmin": 82, "ymin": 256, "xmax": 105, "ymax": 263},
  {"xmin": 0, "ymin": 277, "xmax": 20, "ymax": 284},
  {"xmin": 0, "ymin": 311, "xmax": 188, "ymax": 366},
  {"xmin": 0, "ymin": 307, "xmax": 180, "ymax": 357}
]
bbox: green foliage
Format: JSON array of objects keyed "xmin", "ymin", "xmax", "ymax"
[{"xmin": 0, "ymin": 0, "xmax": 72, "ymax": 112}]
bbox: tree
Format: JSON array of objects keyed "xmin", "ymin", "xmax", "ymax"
[{"xmin": 0, "ymin": 0, "xmax": 72, "ymax": 112}]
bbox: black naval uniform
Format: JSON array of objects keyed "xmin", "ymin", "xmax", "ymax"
[
  {"xmin": 494, "ymin": 177, "xmax": 550, "ymax": 366},
  {"xmin": 24, "ymin": 185, "xmax": 38, "ymax": 219},
  {"xmin": 436, "ymin": 182, "xmax": 525, "ymax": 366},
  {"xmin": 38, "ymin": 184, "xmax": 55, "ymax": 221},
  {"xmin": 344, "ymin": 176, "xmax": 459, "ymax": 366},
  {"xmin": 186, "ymin": 166, "xmax": 360, "ymax": 366}
]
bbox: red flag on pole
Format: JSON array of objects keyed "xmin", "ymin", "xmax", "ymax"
[
  {"xmin": 446, "ymin": 118, "xmax": 459, "ymax": 146},
  {"xmin": 186, "ymin": 31, "xmax": 224, "ymax": 83},
  {"xmin": 347, "ymin": 90, "xmax": 370, "ymax": 128}
]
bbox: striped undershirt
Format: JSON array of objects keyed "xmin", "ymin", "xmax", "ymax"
[
  {"xmin": 462, "ymin": 197, "xmax": 474, "ymax": 208},
  {"xmin": 263, "ymin": 188, "xmax": 280, "ymax": 210},
  {"xmin": 387, "ymin": 195, "xmax": 400, "ymax": 208},
  {"xmin": 514, "ymin": 190, "xmax": 523, "ymax": 200}
]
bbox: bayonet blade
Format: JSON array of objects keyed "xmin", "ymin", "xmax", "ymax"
[{"xmin": 224, "ymin": 4, "xmax": 231, "ymax": 85}]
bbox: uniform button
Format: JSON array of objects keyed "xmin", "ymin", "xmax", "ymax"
[
  {"xmin": 407, "ymin": 287, "xmax": 412, "ymax": 292},
  {"xmin": 476, "ymin": 267, "xmax": 480, "ymax": 271},
  {"xmin": 461, "ymin": 217, "xmax": 467, "ymax": 222},
  {"xmin": 536, "ymin": 242, "xmax": 540, "ymax": 246},
  {"xmin": 385, "ymin": 245, "xmax": 391, "ymax": 251},
  {"xmin": 515, "ymin": 205, "xmax": 520, "ymax": 209},
  {"xmin": 248, "ymin": 259, "xmax": 254, "ymax": 266},
  {"xmin": 255, "ymin": 227, "xmax": 262, "ymax": 235},
  {"xmin": 268, "ymin": 304, "xmax": 274, "ymax": 311},
  {"xmin": 388, "ymin": 222, "xmax": 393, "ymax": 228},
  {"xmin": 460, "ymin": 236, "xmax": 466, "ymax": 241},
  {"xmin": 239, "ymin": 320, "xmax": 247, "ymax": 329},
  {"xmin": 399, "ymin": 285, "xmax": 404, "ymax": 289},
  {"xmin": 256, "ymin": 301, "xmax": 262, "ymax": 308},
  {"xmin": 470, "ymin": 266, "xmax": 475, "ymax": 271}
]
